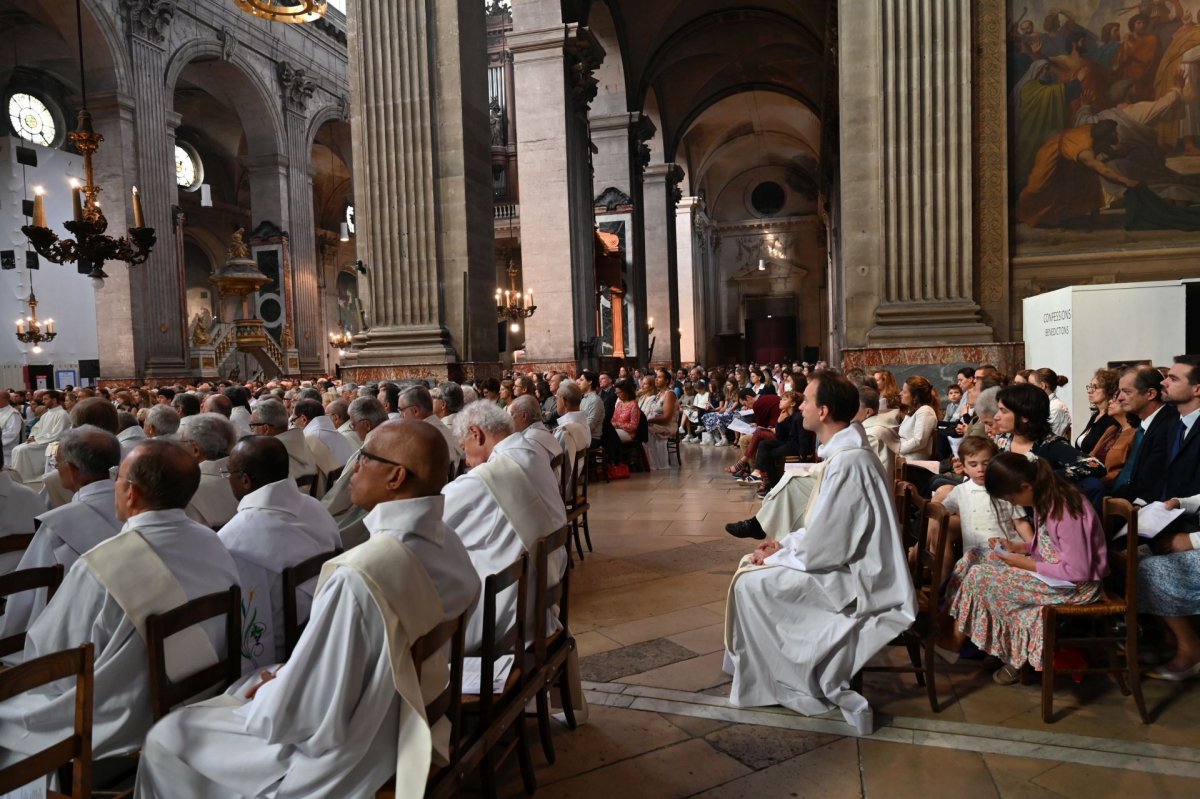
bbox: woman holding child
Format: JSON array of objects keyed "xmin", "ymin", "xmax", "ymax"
[{"xmin": 936, "ymin": 451, "xmax": 1108, "ymax": 685}]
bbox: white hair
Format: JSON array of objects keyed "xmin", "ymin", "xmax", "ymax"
[
  {"xmin": 146, "ymin": 405, "xmax": 180, "ymax": 437},
  {"xmin": 461, "ymin": 384, "xmax": 480, "ymax": 405},
  {"xmin": 178, "ymin": 412, "xmax": 237, "ymax": 460},
  {"xmin": 453, "ymin": 399, "xmax": 514, "ymax": 444}
]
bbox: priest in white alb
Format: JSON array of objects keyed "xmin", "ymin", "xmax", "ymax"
[
  {"xmin": 322, "ymin": 396, "xmax": 389, "ymax": 550},
  {"xmin": 0, "ymin": 439, "xmax": 240, "ymax": 769},
  {"xmin": 393, "ymin": 385, "xmax": 464, "ymax": 474},
  {"xmin": 0, "ymin": 389, "xmax": 24, "ymax": 467},
  {"xmin": 117, "ymin": 411, "xmax": 148, "ymax": 460},
  {"xmin": 10, "ymin": 389, "xmax": 69, "ymax": 481},
  {"xmin": 218, "ymin": 435, "xmax": 342, "ymax": 671},
  {"xmin": 250, "ymin": 398, "xmax": 322, "ymax": 493},
  {"xmin": 135, "ymin": 420, "xmax": 480, "ymax": 799},
  {"xmin": 510, "ymin": 394, "xmax": 564, "ymax": 478},
  {"xmin": 0, "ymin": 468, "xmax": 46, "ymax": 574},
  {"xmin": 179, "ymin": 412, "xmax": 239, "ymax": 530},
  {"xmin": 723, "ymin": 372, "xmax": 915, "ymax": 735},
  {"xmin": 294, "ymin": 398, "xmax": 355, "ymax": 472},
  {"xmin": 552, "ymin": 382, "xmax": 591, "ymax": 471},
  {"xmin": 0, "ymin": 425, "xmax": 120, "ymax": 635}
]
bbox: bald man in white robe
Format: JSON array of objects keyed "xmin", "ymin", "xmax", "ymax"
[
  {"xmin": 0, "ymin": 440, "xmax": 239, "ymax": 771},
  {"xmin": 135, "ymin": 420, "xmax": 480, "ymax": 799},
  {"xmin": 509, "ymin": 394, "xmax": 565, "ymax": 480}
]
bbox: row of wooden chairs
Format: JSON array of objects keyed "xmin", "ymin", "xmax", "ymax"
[{"xmin": 861, "ymin": 479, "xmax": 1148, "ymax": 724}]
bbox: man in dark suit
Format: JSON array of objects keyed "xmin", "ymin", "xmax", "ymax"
[
  {"xmin": 1159, "ymin": 355, "xmax": 1200, "ymax": 502},
  {"xmin": 1113, "ymin": 364, "xmax": 1177, "ymax": 503}
]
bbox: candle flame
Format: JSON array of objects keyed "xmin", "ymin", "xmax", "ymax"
[
  {"xmin": 68, "ymin": 178, "xmax": 81, "ymax": 188},
  {"xmin": 33, "ymin": 185, "xmax": 45, "ymax": 196},
  {"xmin": 132, "ymin": 186, "xmax": 139, "ymax": 195}
]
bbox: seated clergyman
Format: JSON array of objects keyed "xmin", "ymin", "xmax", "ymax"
[
  {"xmin": 135, "ymin": 420, "xmax": 480, "ymax": 798},
  {"xmin": 722, "ymin": 372, "xmax": 916, "ymax": 735},
  {"xmin": 179, "ymin": 412, "xmax": 240, "ymax": 530},
  {"xmin": 0, "ymin": 439, "xmax": 240, "ymax": 768}
]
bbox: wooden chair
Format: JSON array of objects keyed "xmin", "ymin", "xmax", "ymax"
[
  {"xmin": 587, "ymin": 446, "xmax": 608, "ymax": 484},
  {"xmin": 529, "ymin": 526, "xmax": 576, "ymax": 765},
  {"xmin": 564, "ymin": 450, "xmax": 591, "ymax": 560},
  {"xmin": 459, "ymin": 553, "xmax": 536, "ymax": 798},
  {"xmin": 0, "ymin": 564, "xmax": 65, "ymax": 658},
  {"xmin": 1040, "ymin": 498, "xmax": 1149, "ymax": 724},
  {"xmin": 0, "ymin": 643, "xmax": 93, "ymax": 799},
  {"xmin": 854, "ymin": 483, "xmax": 950, "ymax": 712},
  {"xmin": 0, "ymin": 532, "xmax": 35, "ymax": 558},
  {"xmin": 620, "ymin": 412, "xmax": 650, "ymax": 472},
  {"xmin": 376, "ymin": 611, "xmax": 468, "ymax": 799},
  {"xmin": 666, "ymin": 431, "xmax": 682, "ymax": 467},
  {"xmin": 324, "ymin": 466, "xmax": 344, "ymax": 494},
  {"xmin": 295, "ymin": 472, "xmax": 319, "ymax": 498},
  {"xmin": 549, "ymin": 452, "xmax": 564, "ymax": 486},
  {"xmin": 145, "ymin": 586, "xmax": 242, "ymax": 722},
  {"xmin": 281, "ymin": 548, "xmax": 342, "ymax": 658}
]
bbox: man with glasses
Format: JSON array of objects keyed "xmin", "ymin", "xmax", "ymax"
[
  {"xmin": 0, "ymin": 425, "xmax": 120, "ymax": 636},
  {"xmin": 1114, "ymin": 364, "xmax": 1175, "ymax": 501},
  {"xmin": 136, "ymin": 421, "xmax": 479, "ymax": 798},
  {"xmin": 293, "ymin": 398, "xmax": 354, "ymax": 473},
  {"xmin": 249, "ymin": 398, "xmax": 321, "ymax": 495},
  {"xmin": 395, "ymin": 385, "xmax": 463, "ymax": 473},
  {"xmin": 0, "ymin": 439, "xmax": 239, "ymax": 767},
  {"xmin": 217, "ymin": 436, "xmax": 341, "ymax": 671},
  {"xmin": 323, "ymin": 396, "xmax": 389, "ymax": 549}
]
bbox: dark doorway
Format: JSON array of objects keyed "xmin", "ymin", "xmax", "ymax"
[{"xmin": 746, "ymin": 316, "xmax": 797, "ymax": 364}]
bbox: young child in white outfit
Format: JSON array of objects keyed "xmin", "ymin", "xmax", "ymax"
[{"xmin": 940, "ymin": 436, "xmax": 1033, "ymax": 553}]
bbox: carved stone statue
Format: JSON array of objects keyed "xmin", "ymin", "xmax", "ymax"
[
  {"xmin": 190, "ymin": 311, "xmax": 213, "ymax": 346},
  {"xmin": 281, "ymin": 325, "xmax": 295, "ymax": 349},
  {"xmin": 227, "ymin": 227, "xmax": 250, "ymax": 260}
]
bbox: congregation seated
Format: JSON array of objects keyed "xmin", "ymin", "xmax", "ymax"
[
  {"xmin": 0, "ymin": 439, "xmax": 239, "ymax": 765},
  {"xmin": 897, "ymin": 375, "xmax": 938, "ymax": 462},
  {"xmin": 39, "ymin": 397, "xmax": 120, "ymax": 510},
  {"xmin": 117, "ymin": 409, "xmax": 148, "ymax": 460},
  {"xmin": 322, "ymin": 396, "xmax": 389, "ymax": 550},
  {"xmin": 325, "ymin": 398, "xmax": 354, "ymax": 447},
  {"xmin": 856, "ymin": 387, "xmax": 900, "ymax": 486},
  {"xmin": 294, "ymin": 397, "xmax": 355, "ymax": 473},
  {"xmin": 249, "ymin": 398, "xmax": 322, "ymax": 493},
  {"xmin": 136, "ymin": 420, "xmax": 480, "ymax": 797},
  {"xmin": 723, "ymin": 372, "xmax": 915, "ymax": 734},
  {"xmin": 1074, "ymin": 368, "xmax": 1121, "ymax": 454},
  {"xmin": 0, "ymin": 468, "xmax": 45, "ymax": 573},
  {"xmin": 611, "ymin": 378, "xmax": 642, "ymax": 444},
  {"xmin": 509, "ymin": 393, "xmax": 563, "ymax": 474},
  {"xmin": 393, "ymin": 384, "xmax": 465, "ymax": 468},
  {"xmin": 10, "ymin": 389, "xmax": 69, "ymax": 481},
  {"xmin": 552, "ymin": 381, "xmax": 591, "ymax": 467},
  {"xmin": 994, "ymin": 383, "xmax": 1105, "ymax": 482},
  {"xmin": 218, "ymin": 436, "xmax": 343, "ymax": 671},
  {"xmin": 0, "ymin": 425, "xmax": 121, "ymax": 635},
  {"xmin": 224, "ymin": 385, "xmax": 254, "ymax": 436},
  {"xmin": 179, "ymin": 412, "xmax": 239, "ymax": 530},
  {"xmin": 172, "ymin": 392, "xmax": 201, "ymax": 420}
]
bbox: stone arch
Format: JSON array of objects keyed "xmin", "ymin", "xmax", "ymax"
[{"xmin": 587, "ymin": 1, "xmax": 630, "ymax": 116}]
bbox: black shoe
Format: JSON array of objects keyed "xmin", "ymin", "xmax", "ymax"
[{"xmin": 725, "ymin": 518, "xmax": 766, "ymax": 540}]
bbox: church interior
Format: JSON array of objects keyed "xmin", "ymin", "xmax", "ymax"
[{"xmin": 1, "ymin": 0, "xmax": 1200, "ymax": 796}]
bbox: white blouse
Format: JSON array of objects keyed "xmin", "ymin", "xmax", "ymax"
[{"xmin": 897, "ymin": 404, "xmax": 937, "ymax": 461}]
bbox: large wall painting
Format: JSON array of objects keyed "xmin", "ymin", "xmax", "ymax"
[{"xmin": 1008, "ymin": 1, "xmax": 1200, "ymax": 256}]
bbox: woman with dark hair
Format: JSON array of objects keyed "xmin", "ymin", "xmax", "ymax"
[
  {"xmin": 535, "ymin": 380, "xmax": 555, "ymax": 425},
  {"xmin": 1012, "ymin": 369, "xmax": 1033, "ymax": 383},
  {"xmin": 643, "ymin": 368, "xmax": 678, "ymax": 470},
  {"xmin": 611, "ymin": 379, "xmax": 642, "ymax": 443},
  {"xmin": 700, "ymin": 378, "xmax": 741, "ymax": 446},
  {"xmin": 898, "ymin": 376, "xmax": 938, "ymax": 461},
  {"xmin": 1031, "ymin": 367, "xmax": 1071, "ymax": 438},
  {"xmin": 936, "ymin": 451, "xmax": 1108, "ymax": 684},
  {"xmin": 993, "ymin": 383, "xmax": 1104, "ymax": 481},
  {"xmin": 1074, "ymin": 367, "xmax": 1120, "ymax": 453}
]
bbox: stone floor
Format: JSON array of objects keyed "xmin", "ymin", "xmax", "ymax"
[{"xmin": 496, "ymin": 442, "xmax": 1200, "ymax": 797}]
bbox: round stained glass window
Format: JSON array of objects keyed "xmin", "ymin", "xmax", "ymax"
[
  {"xmin": 7, "ymin": 93, "xmax": 56, "ymax": 147},
  {"xmin": 175, "ymin": 143, "xmax": 203, "ymax": 190}
]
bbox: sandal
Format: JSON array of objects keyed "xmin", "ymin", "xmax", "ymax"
[{"xmin": 992, "ymin": 664, "xmax": 1021, "ymax": 685}]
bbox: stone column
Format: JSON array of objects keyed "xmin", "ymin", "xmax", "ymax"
[
  {"xmin": 342, "ymin": 0, "xmax": 494, "ymax": 375},
  {"xmin": 510, "ymin": 20, "xmax": 603, "ymax": 369},
  {"xmin": 863, "ymin": 0, "xmax": 992, "ymax": 344},
  {"xmin": 675, "ymin": 196, "xmax": 704, "ymax": 367},
  {"xmin": 627, "ymin": 115, "xmax": 654, "ymax": 362},
  {"xmin": 123, "ymin": 1, "xmax": 188, "ymax": 377},
  {"xmin": 642, "ymin": 162, "xmax": 682, "ymax": 367},
  {"xmin": 279, "ymin": 63, "xmax": 321, "ymax": 373}
]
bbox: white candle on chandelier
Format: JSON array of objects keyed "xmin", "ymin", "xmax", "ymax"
[
  {"xmin": 16, "ymin": 319, "xmax": 25, "ymax": 335},
  {"xmin": 32, "ymin": 186, "xmax": 46, "ymax": 227},
  {"xmin": 46, "ymin": 318, "xmax": 54, "ymax": 334},
  {"xmin": 131, "ymin": 186, "xmax": 145, "ymax": 228},
  {"xmin": 69, "ymin": 179, "xmax": 83, "ymax": 223},
  {"xmin": 527, "ymin": 289, "xmax": 533, "ymax": 306}
]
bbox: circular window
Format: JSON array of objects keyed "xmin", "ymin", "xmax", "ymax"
[
  {"xmin": 7, "ymin": 92, "xmax": 57, "ymax": 147},
  {"xmin": 175, "ymin": 142, "xmax": 204, "ymax": 190},
  {"xmin": 750, "ymin": 181, "xmax": 786, "ymax": 217}
]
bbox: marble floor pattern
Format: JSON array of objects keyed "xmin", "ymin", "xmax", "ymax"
[{"xmin": 493, "ymin": 442, "xmax": 1200, "ymax": 798}]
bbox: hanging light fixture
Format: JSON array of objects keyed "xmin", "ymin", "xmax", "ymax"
[
  {"xmin": 20, "ymin": 0, "xmax": 155, "ymax": 289},
  {"xmin": 15, "ymin": 272, "xmax": 57, "ymax": 352},
  {"xmin": 234, "ymin": 0, "xmax": 328, "ymax": 23},
  {"xmin": 495, "ymin": 256, "xmax": 536, "ymax": 324}
]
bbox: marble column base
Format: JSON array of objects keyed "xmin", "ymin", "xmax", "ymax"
[
  {"xmin": 341, "ymin": 360, "xmax": 504, "ymax": 384},
  {"xmin": 842, "ymin": 342, "xmax": 1025, "ymax": 383},
  {"xmin": 339, "ymin": 324, "xmax": 457, "ymax": 369},
  {"xmin": 867, "ymin": 300, "xmax": 994, "ymax": 346}
]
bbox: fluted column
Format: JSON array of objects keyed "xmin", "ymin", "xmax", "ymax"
[
  {"xmin": 866, "ymin": 0, "xmax": 992, "ymax": 344},
  {"xmin": 124, "ymin": 1, "xmax": 187, "ymax": 377},
  {"xmin": 282, "ymin": 101, "xmax": 321, "ymax": 372},
  {"xmin": 341, "ymin": 0, "xmax": 493, "ymax": 374}
]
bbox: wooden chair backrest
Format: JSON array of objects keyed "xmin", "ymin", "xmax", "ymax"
[
  {"xmin": 1102, "ymin": 498, "xmax": 1140, "ymax": 617},
  {"xmin": 550, "ymin": 453, "xmax": 563, "ymax": 480},
  {"xmin": 0, "ymin": 643, "xmax": 93, "ymax": 799},
  {"xmin": 0, "ymin": 564, "xmax": 65, "ymax": 658},
  {"xmin": 325, "ymin": 467, "xmax": 344, "ymax": 493},
  {"xmin": 281, "ymin": 549, "xmax": 343, "ymax": 658},
  {"xmin": 532, "ymin": 527, "xmax": 571, "ymax": 666},
  {"xmin": 571, "ymin": 449, "xmax": 589, "ymax": 504},
  {"xmin": 411, "ymin": 613, "xmax": 466, "ymax": 763},
  {"xmin": 476, "ymin": 553, "xmax": 528, "ymax": 720},
  {"xmin": 145, "ymin": 586, "xmax": 242, "ymax": 722},
  {"xmin": 0, "ymin": 533, "xmax": 35, "ymax": 557},
  {"xmin": 296, "ymin": 473, "xmax": 318, "ymax": 497}
]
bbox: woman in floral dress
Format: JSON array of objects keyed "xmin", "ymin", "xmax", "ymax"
[{"xmin": 935, "ymin": 451, "xmax": 1108, "ymax": 684}]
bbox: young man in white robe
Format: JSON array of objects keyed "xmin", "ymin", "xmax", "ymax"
[
  {"xmin": 0, "ymin": 439, "xmax": 240, "ymax": 768},
  {"xmin": 135, "ymin": 420, "xmax": 480, "ymax": 799},
  {"xmin": 250, "ymin": 398, "xmax": 322, "ymax": 495},
  {"xmin": 0, "ymin": 389, "xmax": 24, "ymax": 467},
  {"xmin": 0, "ymin": 425, "xmax": 120, "ymax": 634},
  {"xmin": 219, "ymin": 435, "xmax": 343, "ymax": 671},
  {"xmin": 723, "ymin": 372, "xmax": 916, "ymax": 735},
  {"xmin": 179, "ymin": 412, "xmax": 239, "ymax": 530},
  {"xmin": 322, "ymin": 396, "xmax": 389, "ymax": 550},
  {"xmin": 10, "ymin": 389, "xmax": 69, "ymax": 481}
]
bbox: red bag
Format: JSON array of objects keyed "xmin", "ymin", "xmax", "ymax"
[{"xmin": 605, "ymin": 463, "xmax": 631, "ymax": 480}]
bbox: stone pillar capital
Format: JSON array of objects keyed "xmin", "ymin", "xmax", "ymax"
[
  {"xmin": 590, "ymin": 111, "xmax": 639, "ymax": 133},
  {"xmin": 278, "ymin": 62, "xmax": 316, "ymax": 115},
  {"xmin": 85, "ymin": 92, "xmax": 138, "ymax": 123},
  {"xmin": 122, "ymin": 0, "xmax": 175, "ymax": 45},
  {"xmin": 240, "ymin": 153, "xmax": 290, "ymax": 174}
]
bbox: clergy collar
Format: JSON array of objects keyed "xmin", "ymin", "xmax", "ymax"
[
  {"xmin": 305, "ymin": 415, "xmax": 337, "ymax": 435},
  {"xmin": 364, "ymin": 495, "xmax": 446, "ymax": 544},
  {"xmin": 817, "ymin": 424, "xmax": 868, "ymax": 459},
  {"xmin": 120, "ymin": 507, "xmax": 191, "ymax": 532},
  {"xmin": 73, "ymin": 479, "xmax": 114, "ymax": 503},
  {"xmin": 528, "ymin": 420, "xmax": 550, "ymax": 432},
  {"xmin": 490, "ymin": 432, "xmax": 531, "ymax": 460},
  {"xmin": 237, "ymin": 477, "xmax": 303, "ymax": 514}
]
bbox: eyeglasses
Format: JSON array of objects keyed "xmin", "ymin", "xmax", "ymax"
[
  {"xmin": 1086, "ymin": 384, "xmax": 1102, "ymax": 391},
  {"xmin": 249, "ymin": 421, "xmax": 269, "ymax": 429},
  {"xmin": 218, "ymin": 468, "xmax": 247, "ymax": 479},
  {"xmin": 108, "ymin": 465, "xmax": 120, "ymax": 481},
  {"xmin": 358, "ymin": 448, "xmax": 403, "ymax": 468}
]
